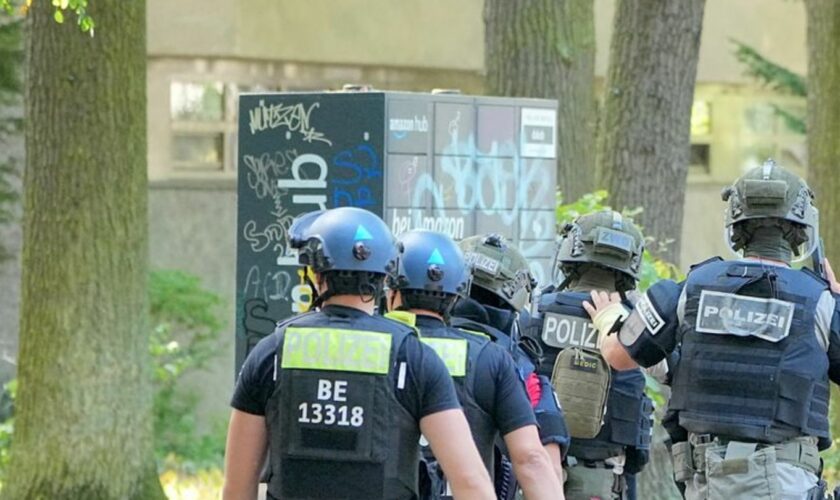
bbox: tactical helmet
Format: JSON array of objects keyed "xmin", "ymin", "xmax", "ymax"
[
  {"xmin": 458, "ymin": 233, "xmax": 536, "ymax": 312},
  {"xmin": 554, "ymin": 210, "xmax": 645, "ymax": 291},
  {"xmin": 721, "ymin": 159, "xmax": 818, "ymax": 261},
  {"xmin": 289, "ymin": 207, "xmax": 399, "ymax": 277},
  {"xmin": 389, "ymin": 230, "xmax": 471, "ymax": 296},
  {"xmin": 388, "ymin": 230, "xmax": 471, "ymax": 315}
]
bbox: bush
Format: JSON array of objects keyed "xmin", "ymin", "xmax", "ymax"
[
  {"xmin": 0, "ymin": 270, "xmax": 227, "ymax": 481},
  {"xmin": 149, "ymin": 269, "xmax": 226, "ymax": 472}
]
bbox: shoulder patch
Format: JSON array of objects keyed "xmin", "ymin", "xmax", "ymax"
[{"xmin": 636, "ymin": 293, "xmax": 665, "ymax": 336}]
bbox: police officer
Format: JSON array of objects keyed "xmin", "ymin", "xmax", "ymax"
[
  {"xmin": 585, "ymin": 161, "xmax": 840, "ymax": 500},
  {"xmin": 529, "ymin": 211, "xmax": 653, "ymax": 500},
  {"xmin": 385, "ymin": 230, "xmax": 565, "ymax": 500},
  {"xmin": 223, "ymin": 207, "xmax": 496, "ymax": 500},
  {"xmin": 451, "ymin": 233, "xmax": 569, "ymax": 498}
]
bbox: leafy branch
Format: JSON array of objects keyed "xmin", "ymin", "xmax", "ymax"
[{"xmin": 1, "ymin": 0, "xmax": 94, "ymax": 34}]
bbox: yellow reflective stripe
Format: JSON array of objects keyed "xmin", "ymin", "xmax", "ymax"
[
  {"xmin": 460, "ymin": 328, "xmax": 491, "ymax": 340},
  {"xmin": 421, "ymin": 338, "xmax": 468, "ymax": 377},
  {"xmin": 282, "ymin": 327, "xmax": 392, "ymax": 374},
  {"xmin": 385, "ymin": 310, "xmax": 417, "ymax": 328}
]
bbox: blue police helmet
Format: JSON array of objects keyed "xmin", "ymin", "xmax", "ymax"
[
  {"xmin": 390, "ymin": 230, "xmax": 471, "ymax": 297},
  {"xmin": 289, "ymin": 207, "xmax": 399, "ymax": 276}
]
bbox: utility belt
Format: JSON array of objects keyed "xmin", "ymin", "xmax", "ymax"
[{"xmin": 671, "ymin": 433, "xmax": 821, "ymax": 484}]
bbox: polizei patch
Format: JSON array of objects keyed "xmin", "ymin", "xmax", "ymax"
[
  {"xmin": 541, "ymin": 312, "xmax": 600, "ymax": 350},
  {"xmin": 636, "ymin": 293, "xmax": 664, "ymax": 335},
  {"xmin": 696, "ymin": 290, "xmax": 794, "ymax": 342},
  {"xmin": 464, "ymin": 252, "xmax": 500, "ymax": 275}
]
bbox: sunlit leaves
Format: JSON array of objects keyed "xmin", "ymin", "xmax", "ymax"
[{"xmin": 1, "ymin": 0, "xmax": 94, "ymax": 35}]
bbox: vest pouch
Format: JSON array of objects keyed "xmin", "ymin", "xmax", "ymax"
[
  {"xmin": 278, "ymin": 370, "xmax": 391, "ymax": 499},
  {"xmin": 705, "ymin": 443, "xmax": 780, "ymax": 500},
  {"xmin": 671, "ymin": 441, "xmax": 694, "ymax": 484},
  {"xmin": 563, "ymin": 464, "xmax": 616, "ymax": 500},
  {"xmin": 608, "ymin": 385, "xmax": 642, "ymax": 447},
  {"xmin": 552, "ymin": 347, "xmax": 611, "ymax": 439}
]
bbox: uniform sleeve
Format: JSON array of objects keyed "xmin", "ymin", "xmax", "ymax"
[
  {"xmin": 397, "ymin": 338, "xmax": 461, "ymax": 419},
  {"xmin": 230, "ymin": 333, "xmax": 280, "ymax": 416},
  {"xmin": 532, "ymin": 375, "xmax": 570, "ymax": 453},
  {"xmin": 474, "ymin": 344, "xmax": 537, "ymax": 436},
  {"xmin": 828, "ymin": 293, "xmax": 840, "ymax": 385},
  {"xmin": 618, "ymin": 279, "xmax": 684, "ymax": 368}
]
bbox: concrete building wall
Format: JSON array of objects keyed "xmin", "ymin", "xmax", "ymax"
[
  {"xmin": 148, "ymin": 0, "xmax": 807, "ymax": 82},
  {"xmin": 148, "ymin": 184, "xmax": 238, "ymax": 425},
  {"xmin": 147, "ymin": 0, "xmax": 485, "ymax": 71},
  {"xmin": 594, "ymin": 0, "xmax": 806, "ymax": 82}
]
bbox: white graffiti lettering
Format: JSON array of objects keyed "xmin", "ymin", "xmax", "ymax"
[{"xmin": 248, "ymin": 100, "xmax": 332, "ymax": 146}]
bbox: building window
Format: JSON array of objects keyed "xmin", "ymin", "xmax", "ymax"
[
  {"xmin": 689, "ymin": 100, "xmax": 712, "ymax": 174},
  {"xmin": 689, "ymin": 144, "xmax": 711, "ymax": 173},
  {"xmin": 170, "ymin": 81, "xmax": 230, "ymax": 172}
]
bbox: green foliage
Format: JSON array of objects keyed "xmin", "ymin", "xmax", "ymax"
[
  {"xmin": 149, "ymin": 270, "xmax": 226, "ymax": 472},
  {"xmin": 0, "ymin": 271, "xmax": 227, "ymax": 480},
  {"xmin": 732, "ymin": 39, "xmax": 806, "ymax": 134},
  {"xmin": 1, "ymin": 0, "xmax": 94, "ymax": 34},
  {"xmin": 0, "ymin": 380, "xmax": 15, "ymax": 480},
  {"xmin": 732, "ymin": 39, "xmax": 807, "ymax": 97}
]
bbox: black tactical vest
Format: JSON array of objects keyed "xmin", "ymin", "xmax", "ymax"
[
  {"xmin": 265, "ymin": 309, "xmax": 421, "ymax": 500},
  {"xmin": 534, "ymin": 291, "xmax": 651, "ymax": 461},
  {"xmin": 671, "ymin": 259, "xmax": 831, "ymax": 449},
  {"xmin": 417, "ymin": 316, "xmax": 498, "ymax": 476}
]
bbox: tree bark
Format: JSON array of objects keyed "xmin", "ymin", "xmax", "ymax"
[
  {"xmin": 806, "ymin": 1, "xmax": 840, "ymax": 266},
  {"xmin": 5, "ymin": 1, "xmax": 164, "ymax": 498},
  {"xmin": 484, "ymin": 0, "xmax": 596, "ymax": 201},
  {"xmin": 596, "ymin": 0, "xmax": 705, "ymax": 262}
]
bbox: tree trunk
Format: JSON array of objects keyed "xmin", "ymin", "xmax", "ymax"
[
  {"xmin": 596, "ymin": 0, "xmax": 705, "ymax": 262},
  {"xmin": 484, "ymin": 0, "xmax": 596, "ymax": 201},
  {"xmin": 806, "ymin": 1, "xmax": 840, "ymax": 266},
  {"xmin": 5, "ymin": 1, "xmax": 164, "ymax": 498}
]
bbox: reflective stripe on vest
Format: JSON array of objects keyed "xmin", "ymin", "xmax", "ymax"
[
  {"xmin": 421, "ymin": 337, "xmax": 468, "ymax": 377},
  {"xmin": 281, "ymin": 327, "xmax": 393, "ymax": 374},
  {"xmin": 460, "ymin": 329, "xmax": 491, "ymax": 340}
]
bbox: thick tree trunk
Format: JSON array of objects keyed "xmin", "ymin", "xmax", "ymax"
[
  {"xmin": 5, "ymin": 1, "xmax": 164, "ymax": 499},
  {"xmin": 806, "ymin": 1, "xmax": 840, "ymax": 265},
  {"xmin": 596, "ymin": 0, "xmax": 705, "ymax": 262},
  {"xmin": 484, "ymin": 0, "xmax": 596, "ymax": 201}
]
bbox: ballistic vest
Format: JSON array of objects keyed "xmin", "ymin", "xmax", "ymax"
[
  {"xmin": 449, "ymin": 315, "xmax": 536, "ymax": 379},
  {"xmin": 265, "ymin": 307, "xmax": 420, "ymax": 500},
  {"xmin": 534, "ymin": 291, "xmax": 652, "ymax": 461},
  {"xmin": 415, "ymin": 316, "xmax": 497, "ymax": 484},
  {"xmin": 671, "ymin": 258, "xmax": 831, "ymax": 449}
]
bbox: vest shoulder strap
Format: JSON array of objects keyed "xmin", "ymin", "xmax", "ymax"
[
  {"xmin": 798, "ymin": 267, "xmax": 831, "ymax": 289},
  {"xmin": 689, "ymin": 256, "xmax": 724, "ymax": 272}
]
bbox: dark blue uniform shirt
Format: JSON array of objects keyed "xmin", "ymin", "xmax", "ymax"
[{"xmin": 414, "ymin": 314, "xmax": 537, "ymax": 436}]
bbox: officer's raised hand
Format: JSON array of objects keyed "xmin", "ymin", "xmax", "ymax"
[
  {"xmin": 824, "ymin": 258, "xmax": 840, "ymax": 294},
  {"xmin": 583, "ymin": 290, "xmax": 638, "ymax": 370}
]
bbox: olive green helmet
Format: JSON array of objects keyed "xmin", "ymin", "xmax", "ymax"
[
  {"xmin": 458, "ymin": 233, "xmax": 536, "ymax": 312},
  {"xmin": 554, "ymin": 210, "xmax": 645, "ymax": 291},
  {"xmin": 721, "ymin": 159, "xmax": 818, "ymax": 260}
]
